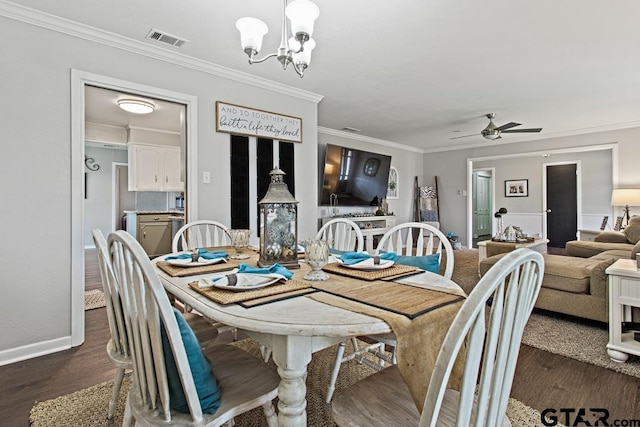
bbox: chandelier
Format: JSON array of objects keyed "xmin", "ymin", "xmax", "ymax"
[{"xmin": 236, "ymin": 0, "xmax": 319, "ymax": 78}]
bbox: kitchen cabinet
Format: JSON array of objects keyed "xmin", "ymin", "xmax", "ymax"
[
  {"xmin": 137, "ymin": 213, "xmax": 172, "ymax": 257},
  {"xmin": 128, "ymin": 143, "xmax": 184, "ymax": 191}
]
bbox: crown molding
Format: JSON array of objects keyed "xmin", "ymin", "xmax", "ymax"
[
  {"xmin": 0, "ymin": 0, "xmax": 324, "ymax": 104},
  {"xmin": 318, "ymin": 127, "xmax": 424, "ymax": 154}
]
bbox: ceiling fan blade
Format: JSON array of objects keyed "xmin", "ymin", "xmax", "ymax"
[
  {"xmin": 494, "ymin": 122, "xmax": 521, "ymax": 131},
  {"xmin": 450, "ymin": 134, "xmax": 478, "ymax": 140},
  {"xmin": 501, "ymin": 128, "xmax": 542, "ymax": 133}
]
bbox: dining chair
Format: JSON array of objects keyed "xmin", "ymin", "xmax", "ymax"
[
  {"xmin": 108, "ymin": 230, "xmax": 279, "ymax": 427},
  {"xmin": 331, "ymin": 248, "xmax": 545, "ymax": 426},
  {"xmin": 361, "ymin": 222, "xmax": 455, "ymax": 370},
  {"xmin": 92, "ymin": 229, "xmax": 220, "ymax": 420},
  {"xmin": 318, "ymin": 218, "xmax": 386, "ymax": 402},
  {"xmin": 172, "ymin": 220, "xmax": 231, "ymax": 252},
  {"xmin": 171, "ymin": 220, "xmax": 238, "ymax": 339},
  {"xmin": 316, "ymin": 218, "xmax": 365, "ymax": 253}
]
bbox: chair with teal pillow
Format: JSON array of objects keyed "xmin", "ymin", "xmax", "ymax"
[
  {"xmin": 108, "ymin": 230, "xmax": 279, "ymax": 427},
  {"xmin": 363, "ymin": 222, "xmax": 455, "ymax": 376}
]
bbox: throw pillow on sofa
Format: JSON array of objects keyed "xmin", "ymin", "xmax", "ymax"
[{"xmin": 624, "ymin": 216, "xmax": 640, "ymax": 244}]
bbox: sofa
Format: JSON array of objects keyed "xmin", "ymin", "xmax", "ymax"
[{"xmin": 565, "ymin": 216, "xmax": 640, "ymax": 258}]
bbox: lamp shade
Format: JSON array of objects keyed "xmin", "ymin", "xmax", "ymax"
[
  {"xmin": 236, "ymin": 17, "xmax": 269, "ymax": 54},
  {"xmin": 289, "ymin": 37, "xmax": 315, "ymax": 66},
  {"xmin": 286, "ymin": 0, "xmax": 319, "ymax": 38},
  {"xmin": 611, "ymin": 189, "xmax": 640, "ymax": 206}
]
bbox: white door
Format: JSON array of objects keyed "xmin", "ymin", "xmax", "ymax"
[{"xmin": 472, "ymin": 171, "xmax": 493, "ymax": 244}]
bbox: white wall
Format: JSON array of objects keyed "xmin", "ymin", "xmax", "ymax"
[
  {"xmin": 83, "ymin": 146, "xmax": 128, "ymax": 247},
  {"xmin": 0, "ymin": 14, "xmax": 319, "ymax": 361},
  {"xmin": 422, "ymin": 127, "xmax": 640, "ymax": 247},
  {"xmin": 317, "ymin": 130, "xmax": 423, "ymax": 227}
]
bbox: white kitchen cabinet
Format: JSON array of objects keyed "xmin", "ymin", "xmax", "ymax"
[{"xmin": 128, "ymin": 143, "xmax": 184, "ymax": 191}]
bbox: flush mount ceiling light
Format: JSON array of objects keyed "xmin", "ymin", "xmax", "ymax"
[
  {"xmin": 236, "ymin": 0, "xmax": 319, "ymax": 78},
  {"xmin": 117, "ymin": 99, "xmax": 155, "ymax": 114}
]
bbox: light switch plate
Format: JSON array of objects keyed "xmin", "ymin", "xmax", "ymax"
[{"xmin": 203, "ymin": 171, "xmax": 211, "ymax": 184}]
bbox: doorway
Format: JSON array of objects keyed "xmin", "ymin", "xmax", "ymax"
[
  {"xmin": 71, "ymin": 70, "xmax": 199, "ymax": 346},
  {"xmin": 113, "ymin": 163, "xmax": 135, "ymax": 231},
  {"xmin": 544, "ymin": 162, "xmax": 579, "ymax": 248},
  {"xmin": 472, "ymin": 169, "xmax": 494, "ymax": 248}
]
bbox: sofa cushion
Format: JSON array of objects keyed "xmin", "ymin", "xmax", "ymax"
[
  {"xmin": 540, "ymin": 255, "xmax": 592, "ymax": 294},
  {"xmin": 625, "ymin": 216, "xmax": 640, "ymax": 244},
  {"xmin": 632, "ymin": 241, "xmax": 640, "ymax": 261},
  {"xmin": 594, "ymin": 231, "xmax": 627, "ymax": 243},
  {"xmin": 565, "ymin": 240, "xmax": 634, "ymax": 258}
]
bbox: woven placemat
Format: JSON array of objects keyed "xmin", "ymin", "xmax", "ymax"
[
  {"xmin": 312, "ymin": 280, "xmax": 464, "ymax": 319},
  {"xmin": 156, "ymin": 260, "xmax": 238, "ymax": 277},
  {"xmin": 188, "ymin": 278, "xmax": 312, "ymax": 305},
  {"xmin": 322, "ymin": 262, "xmax": 419, "ymax": 281}
]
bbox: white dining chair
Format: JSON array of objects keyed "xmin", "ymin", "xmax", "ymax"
[
  {"xmin": 332, "ymin": 248, "xmax": 545, "ymax": 426},
  {"xmin": 316, "ymin": 218, "xmax": 365, "ymax": 253},
  {"xmin": 108, "ymin": 230, "xmax": 279, "ymax": 427},
  {"xmin": 92, "ymin": 229, "xmax": 219, "ymax": 420},
  {"xmin": 318, "ymin": 218, "xmax": 386, "ymax": 402},
  {"xmin": 362, "ymin": 222, "xmax": 455, "ymax": 370},
  {"xmin": 172, "ymin": 220, "xmax": 231, "ymax": 252}
]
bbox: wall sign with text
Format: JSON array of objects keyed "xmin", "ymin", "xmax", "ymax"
[{"xmin": 216, "ymin": 101, "xmax": 302, "ymax": 143}]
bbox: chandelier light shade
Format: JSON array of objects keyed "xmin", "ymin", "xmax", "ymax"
[
  {"xmin": 117, "ymin": 99, "xmax": 155, "ymax": 114},
  {"xmin": 611, "ymin": 188, "xmax": 640, "ymax": 225},
  {"xmin": 236, "ymin": 0, "xmax": 319, "ymax": 77}
]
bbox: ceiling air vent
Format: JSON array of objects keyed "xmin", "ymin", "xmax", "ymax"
[{"xmin": 146, "ymin": 29, "xmax": 190, "ymax": 48}]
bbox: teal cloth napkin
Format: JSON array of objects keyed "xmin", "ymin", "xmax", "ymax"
[
  {"xmin": 338, "ymin": 251, "xmax": 397, "ymax": 266},
  {"xmin": 165, "ymin": 249, "xmax": 229, "ymax": 260},
  {"xmin": 237, "ymin": 263, "xmax": 294, "ymax": 279}
]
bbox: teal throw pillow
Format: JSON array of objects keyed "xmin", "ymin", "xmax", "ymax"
[
  {"xmin": 394, "ymin": 253, "xmax": 440, "ymax": 274},
  {"xmin": 161, "ymin": 307, "xmax": 221, "ymax": 414}
]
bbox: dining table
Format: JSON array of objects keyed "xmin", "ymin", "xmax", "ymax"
[{"xmin": 152, "ymin": 247, "xmax": 465, "ymax": 427}]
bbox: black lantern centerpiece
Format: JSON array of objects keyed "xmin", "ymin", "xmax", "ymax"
[{"xmin": 258, "ymin": 167, "xmax": 300, "ymax": 269}]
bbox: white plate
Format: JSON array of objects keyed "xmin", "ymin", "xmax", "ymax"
[
  {"xmin": 212, "ymin": 276, "xmax": 281, "ymax": 292},
  {"xmin": 342, "ymin": 259, "xmax": 395, "ymax": 270},
  {"xmin": 164, "ymin": 255, "xmax": 227, "ymax": 267}
]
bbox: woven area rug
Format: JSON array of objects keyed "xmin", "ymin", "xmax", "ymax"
[
  {"xmin": 523, "ymin": 311, "xmax": 640, "ymax": 378},
  {"xmin": 84, "ymin": 289, "xmax": 106, "ymax": 311},
  {"xmin": 29, "ymin": 338, "xmax": 550, "ymax": 426}
]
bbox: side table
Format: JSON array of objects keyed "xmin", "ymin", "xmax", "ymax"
[{"xmin": 605, "ymin": 258, "xmax": 640, "ymax": 363}]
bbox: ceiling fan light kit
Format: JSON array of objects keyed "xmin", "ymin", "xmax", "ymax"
[
  {"xmin": 236, "ymin": 0, "xmax": 319, "ymax": 78},
  {"xmin": 452, "ymin": 112, "xmax": 542, "ymax": 140}
]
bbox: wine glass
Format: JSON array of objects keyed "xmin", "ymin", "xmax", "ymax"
[
  {"xmin": 229, "ymin": 229, "xmax": 251, "ymax": 259},
  {"xmin": 303, "ymin": 239, "xmax": 329, "ymax": 281}
]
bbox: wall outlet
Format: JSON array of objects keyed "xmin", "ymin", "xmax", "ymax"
[{"xmin": 203, "ymin": 171, "xmax": 211, "ymax": 184}]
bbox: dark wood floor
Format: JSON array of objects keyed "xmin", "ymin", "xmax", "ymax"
[{"xmin": 1, "ymin": 250, "xmax": 639, "ymax": 426}]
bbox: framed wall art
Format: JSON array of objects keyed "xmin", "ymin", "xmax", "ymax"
[{"xmin": 505, "ymin": 179, "xmax": 528, "ymax": 197}]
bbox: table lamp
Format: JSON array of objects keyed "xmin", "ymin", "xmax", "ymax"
[{"xmin": 611, "ymin": 189, "xmax": 640, "ymax": 226}]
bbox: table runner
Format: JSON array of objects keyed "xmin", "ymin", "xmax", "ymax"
[
  {"xmin": 309, "ymin": 281, "xmax": 466, "ymax": 412},
  {"xmin": 322, "ymin": 262, "xmax": 420, "ymax": 281},
  {"xmin": 188, "ymin": 278, "xmax": 312, "ymax": 305}
]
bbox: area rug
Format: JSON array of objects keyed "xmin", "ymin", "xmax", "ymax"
[
  {"xmin": 29, "ymin": 339, "xmax": 550, "ymax": 426},
  {"xmin": 84, "ymin": 289, "xmax": 106, "ymax": 311},
  {"xmin": 523, "ymin": 311, "xmax": 640, "ymax": 378}
]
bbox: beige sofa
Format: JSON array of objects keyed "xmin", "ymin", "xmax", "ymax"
[{"xmin": 566, "ymin": 216, "xmax": 640, "ymax": 258}]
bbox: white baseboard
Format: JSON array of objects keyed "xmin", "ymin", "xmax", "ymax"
[{"xmin": 0, "ymin": 336, "xmax": 72, "ymax": 366}]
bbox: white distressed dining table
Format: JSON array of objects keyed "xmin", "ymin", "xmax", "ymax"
[{"xmin": 152, "ymin": 252, "xmax": 462, "ymax": 427}]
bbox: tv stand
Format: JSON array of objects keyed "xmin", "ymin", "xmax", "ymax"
[{"xmin": 321, "ymin": 215, "xmax": 396, "ymax": 253}]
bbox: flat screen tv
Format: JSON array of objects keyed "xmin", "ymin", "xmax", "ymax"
[{"xmin": 320, "ymin": 144, "xmax": 392, "ymax": 207}]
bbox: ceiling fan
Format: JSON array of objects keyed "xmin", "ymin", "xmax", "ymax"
[{"xmin": 451, "ymin": 113, "xmax": 542, "ymax": 140}]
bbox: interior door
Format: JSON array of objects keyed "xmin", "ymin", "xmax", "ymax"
[
  {"xmin": 472, "ymin": 171, "xmax": 492, "ymax": 246},
  {"xmin": 546, "ymin": 163, "xmax": 578, "ymax": 248}
]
